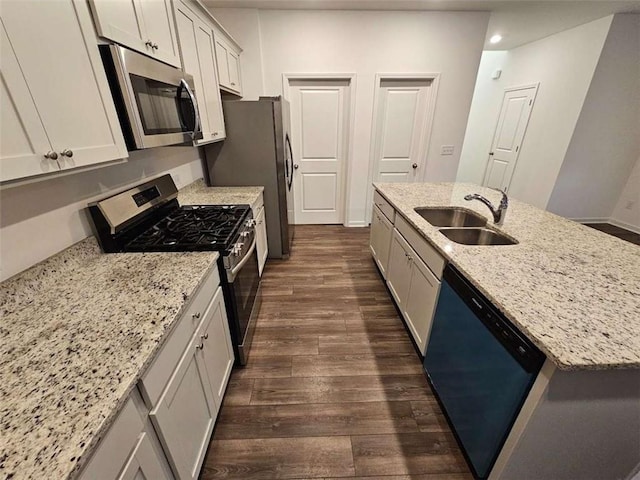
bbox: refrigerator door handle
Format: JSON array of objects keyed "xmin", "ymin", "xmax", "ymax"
[{"xmin": 286, "ymin": 134, "xmax": 294, "ymax": 192}]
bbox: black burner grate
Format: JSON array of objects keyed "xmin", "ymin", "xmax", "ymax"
[{"xmin": 125, "ymin": 205, "xmax": 250, "ymax": 251}]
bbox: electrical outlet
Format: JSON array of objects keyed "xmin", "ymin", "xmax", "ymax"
[
  {"xmin": 441, "ymin": 145, "xmax": 455, "ymax": 156},
  {"xmin": 625, "ymin": 200, "xmax": 636, "ymax": 210}
]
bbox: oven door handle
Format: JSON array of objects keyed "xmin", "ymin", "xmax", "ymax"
[
  {"xmin": 178, "ymin": 79, "xmax": 202, "ymax": 141},
  {"xmin": 228, "ymin": 237, "xmax": 257, "ymax": 281}
]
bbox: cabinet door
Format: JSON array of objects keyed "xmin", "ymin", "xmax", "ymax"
[
  {"xmin": 227, "ymin": 50, "xmax": 242, "ymax": 95},
  {"xmin": 386, "ymin": 229, "xmax": 412, "ymax": 308},
  {"xmin": 404, "ymin": 254, "xmax": 441, "ymax": 355},
  {"xmin": 88, "ymin": 0, "xmax": 147, "ymax": 54},
  {"xmin": 214, "ymin": 36, "xmax": 231, "ymax": 89},
  {"xmin": 150, "ymin": 322, "xmax": 217, "ymax": 480},
  {"xmin": 119, "ymin": 433, "xmax": 172, "ymax": 480},
  {"xmin": 1, "ymin": 0, "xmax": 127, "ymax": 175},
  {"xmin": 200, "ymin": 287, "xmax": 235, "ymax": 406},
  {"xmin": 369, "ymin": 205, "xmax": 393, "ymax": 279},
  {"xmin": 0, "ymin": 23, "xmax": 59, "ymax": 182},
  {"xmin": 195, "ymin": 21, "xmax": 226, "ymax": 141},
  {"xmin": 174, "ymin": 3, "xmax": 211, "ymax": 139},
  {"xmin": 255, "ymin": 206, "xmax": 268, "ymax": 276},
  {"xmin": 137, "ymin": 0, "xmax": 181, "ymax": 67}
]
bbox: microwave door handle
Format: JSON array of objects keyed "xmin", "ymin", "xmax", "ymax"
[{"xmin": 179, "ymin": 79, "xmax": 201, "ymax": 140}]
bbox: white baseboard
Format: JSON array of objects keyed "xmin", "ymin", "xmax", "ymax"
[
  {"xmin": 609, "ymin": 218, "xmax": 640, "ymax": 235},
  {"xmin": 346, "ymin": 220, "xmax": 368, "ymax": 227}
]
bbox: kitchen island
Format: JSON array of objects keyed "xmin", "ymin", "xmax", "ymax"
[{"xmin": 372, "ymin": 182, "xmax": 640, "ymax": 480}]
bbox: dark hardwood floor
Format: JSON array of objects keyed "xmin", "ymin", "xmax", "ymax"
[
  {"xmin": 584, "ymin": 223, "xmax": 640, "ymax": 246},
  {"xmin": 201, "ymin": 226, "xmax": 472, "ymax": 480}
]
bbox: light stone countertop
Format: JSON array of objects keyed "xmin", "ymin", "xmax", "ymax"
[
  {"xmin": 0, "ymin": 239, "xmax": 219, "ymax": 480},
  {"xmin": 178, "ymin": 179, "xmax": 264, "ymax": 207},
  {"xmin": 374, "ymin": 182, "xmax": 640, "ymax": 371}
]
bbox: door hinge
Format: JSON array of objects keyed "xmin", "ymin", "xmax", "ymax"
[
  {"xmin": 516, "ymin": 146, "xmax": 519, "ymax": 152},
  {"xmin": 529, "ymin": 99, "xmax": 532, "ymax": 106}
]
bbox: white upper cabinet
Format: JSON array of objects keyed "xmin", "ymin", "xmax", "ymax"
[
  {"xmin": 174, "ymin": 0, "xmax": 226, "ymax": 144},
  {"xmin": 214, "ymin": 32, "xmax": 243, "ymax": 96},
  {"xmin": 0, "ymin": 0, "xmax": 127, "ymax": 184},
  {"xmin": 89, "ymin": 0, "xmax": 181, "ymax": 68}
]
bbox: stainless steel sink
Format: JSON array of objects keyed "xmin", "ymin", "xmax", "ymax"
[
  {"xmin": 415, "ymin": 207, "xmax": 487, "ymax": 227},
  {"xmin": 439, "ymin": 228, "xmax": 518, "ymax": 246}
]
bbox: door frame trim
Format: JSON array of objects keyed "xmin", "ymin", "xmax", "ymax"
[
  {"xmin": 482, "ymin": 82, "xmax": 539, "ymax": 191},
  {"xmin": 282, "ymin": 73, "xmax": 357, "ymax": 226},
  {"xmin": 365, "ymin": 73, "xmax": 440, "ymax": 225}
]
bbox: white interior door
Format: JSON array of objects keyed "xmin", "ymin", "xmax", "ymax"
[
  {"xmin": 289, "ymin": 79, "xmax": 351, "ymax": 224},
  {"xmin": 373, "ymin": 78, "xmax": 434, "ymax": 183},
  {"xmin": 483, "ymin": 85, "xmax": 537, "ymax": 192}
]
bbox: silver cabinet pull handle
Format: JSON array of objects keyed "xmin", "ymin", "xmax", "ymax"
[
  {"xmin": 145, "ymin": 40, "xmax": 153, "ymax": 47},
  {"xmin": 196, "ymin": 343, "xmax": 204, "ymax": 350},
  {"xmin": 61, "ymin": 149, "xmax": 73, "ymax": 158},
  {"xmin": 192, "ymin": 312, "xmax": 201, "ymax": 319},
  {"xmin": 153, "ymin": 43, "xmax": 159, "ymax": 50},
  {"xmin": 44, "ymin": 151, "xmax": 58, "ymax": 160},
  {"xmin": 201, "ymin": 333, "xmax": 209, "ymax": 340},
  {"xmin": 231, "ymin": 82, "xmax": 236, "ymax": 86}
]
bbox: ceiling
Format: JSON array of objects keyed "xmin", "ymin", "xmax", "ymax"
[{"xmin": 202, "ymin": 0, "xmax": 640, "ymax": 49}]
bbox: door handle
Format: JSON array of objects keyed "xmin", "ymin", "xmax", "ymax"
[
  {"xmin": 412, "ymin": 163, "xmax": 418, "ymax": 169},
  {"xmin": 294, "ymin": 164, "xmax": 299, "ymax": 169}
]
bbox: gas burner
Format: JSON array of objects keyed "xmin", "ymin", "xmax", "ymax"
[{"xmin": 125, "ymin": 204, "xmax": 250, "ymax": 252}]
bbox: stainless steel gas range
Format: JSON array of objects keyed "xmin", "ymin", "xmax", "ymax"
[{"xmin": 87, "ymin": 174, "xmax": 261, "ymax": 365}]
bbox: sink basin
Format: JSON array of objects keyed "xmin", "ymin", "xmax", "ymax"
[
  {"xmin": 415, "ymin": 207, "xmax": 487, "ymax": 227},
  {"xmin": 440, "ymin": 228, "xmax": 518, "ymax": 246}
]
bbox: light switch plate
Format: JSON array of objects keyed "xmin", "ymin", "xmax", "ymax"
[{"xmin": 441, "ymin": 145, "xmax": 455, "ymax": 155}]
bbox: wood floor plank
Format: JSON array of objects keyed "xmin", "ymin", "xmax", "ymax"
[
  {"xmin": 214, "ymin": 401, "xmax": 419, "ymax": 439},
  {"xmin": 410, "ymin": 400, "xmax": 450, "ymax": 433},
  {"xmin": 318, "ymin": 334, "xmax": 415, "ymax": 355},
  {"xmin": 345, "ymin": 317, "xmax": 407, "ymax": 335},
  {"xmin": 250, "ymin": 337, "xmax": 319, "ymax": 356},
  {"xmin": 233, "ymin": 355, "xmax": 292, "ymax": 379},
  {"xmin": 201, "ymin": 436, "xmax": 355, "ymax": 479},
  {"xmin": 292, "ymin": 354, "xmax": 424, "ymax": 377},
  {"xmin": 221, "ymin": 377, "xmax": 254, "ymax": 406},
  {"xmin": 351, "ymin": 432, "xmax": 469, "ymax": 476},
  {"xmin": 250, "ymin": 375, "xmax": 433, "ymax": 405}
]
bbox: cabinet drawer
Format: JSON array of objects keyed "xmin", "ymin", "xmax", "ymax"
[
  {"xmin": 140, "ymin": 264, "xmax": 220, "ymax": 408},
  {"xmin": 395, "ymin": 214, "xmax": 445, "ymax": 279},
  {"xmin": 373, "ymin": 191, "xmax": 395, "ymax": 223}
]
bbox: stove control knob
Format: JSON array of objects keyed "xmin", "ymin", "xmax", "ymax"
[
  {"xmin": 246, "ymin": 219, "xmax": 256, "ymax": 228},
  {"xmin": 232, "ymin": 243, "xmax": 244, "ymax": 256},
  {"xmin": 240, "ymin": 231, "xmax": 250, "ymax": 238}
]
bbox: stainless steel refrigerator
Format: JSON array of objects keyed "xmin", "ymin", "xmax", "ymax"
[{"xmin": 204, "ymin": 96, "xmax": 294, "ymax": 258}]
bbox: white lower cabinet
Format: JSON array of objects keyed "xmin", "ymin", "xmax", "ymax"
[
  {"xmin": 369, "ymin": 205, "xmax": 393, "ymax": 279},
  {"xmin": 386, "ymin": 225, "xmax": 441, "ymax": 355},
  {"xmin": 150, "ymin": 285, "xmax": 233, "ymax": 480},
  {"xmin": 79, "ymin": 390, "xmax": 172, "ymax": 480},
  {"xmin": 80, "ymin": 266, "xmax": 234, "ymax": 480}
]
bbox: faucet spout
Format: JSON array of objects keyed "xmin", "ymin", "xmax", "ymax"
[{"xmin": 464, "ymin": 189, "xmax": 509, "ymax": 225}]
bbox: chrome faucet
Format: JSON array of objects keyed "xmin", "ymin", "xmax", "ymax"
[{"xmin": 464, "ymin": 188, "xmax": 509, "ymax": 225}]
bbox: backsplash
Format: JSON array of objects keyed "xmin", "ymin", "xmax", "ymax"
[{"xmin": 0, "ymin": 146, "xmax": 205, "ymax": 282}]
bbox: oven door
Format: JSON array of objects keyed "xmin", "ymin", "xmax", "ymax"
[
  {"xmin": 102, "ymin": 45, "xmax": 202, "ymax": 149},
  {"xmin": 224, "ymin": 238, "xmax": 261, "ymax": 365}
]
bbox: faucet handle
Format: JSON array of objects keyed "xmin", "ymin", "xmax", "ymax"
[{"xmin": 491, "ymin": 187, "xmax": 509, "ymax": 207}]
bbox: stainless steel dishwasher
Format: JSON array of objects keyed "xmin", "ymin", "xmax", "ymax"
[{"xmin": 424, "ymin": 265, "xmax": 545, "ymax": 479}]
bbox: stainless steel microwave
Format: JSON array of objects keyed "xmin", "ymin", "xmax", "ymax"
[{"xmin": 99, "ymin": 45, "xmax": 203, "ymax": 150}]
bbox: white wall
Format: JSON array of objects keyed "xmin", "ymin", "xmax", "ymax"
[
  {"xmin": 611, "ymin": 155, "xmax": 640, "ymax": 232},
  {"xmin": 547, "ymin": 14, "xmax": 640, "ymax": 221},
  {"xmin": 456, "ymin": 50, "xmax": 508, "ymax": 183},
  {"xmin": 0, "ymin": 147, "xmax": 204, "ymax": 281},
  {"xmin": 456, "ymin": 16, "xmax": 613, "ymax": 209},
  {"xmin": 210, "ymin": 8, "xmax": 489, "ymax": 225}
]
